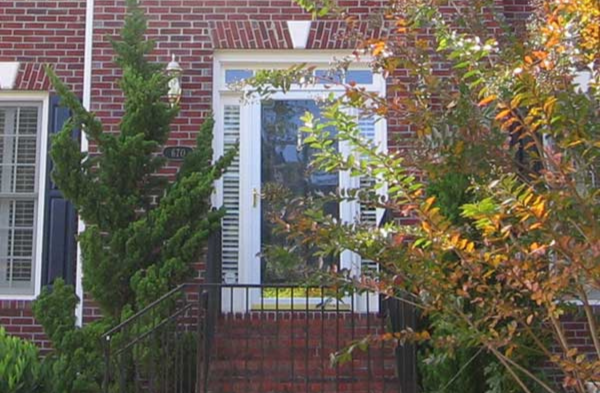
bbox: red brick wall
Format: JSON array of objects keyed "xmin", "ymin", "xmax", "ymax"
[
  {"xmin": 0, "ymin": 3, "xmax": 597, "ymax": 390},
  {"xmin": 210, "ymin": 311, "xmax": 399, "ymax": 393},
  {"xmin": 0, "ymin": 0, "xmax": 86, "ymax": 92},
  {"xmin": 542, "ymin": 307, "xmax": 600, "ymax": 387},
  {"xmin": 502, "ymin": 0, "xmax": 533, "ymax": 28},
  {"xmin": 13, "ymin": 4, "xmax": 600, "ymax": 385},
  {"xmin": 0, "ymin": 300, "xmax": 51, "ymax": 351}
]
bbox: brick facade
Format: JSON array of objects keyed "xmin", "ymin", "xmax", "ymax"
[
  {"xmin": 3, "ymin": 2, "xmax": 596, "ymax": 389},
  {"xmin": 209, "ymin": 311, "xmax": 399, "ymax": 393},
  {"xmin": 0, "ymin": 0, "xmax": 86, "ymax": 93},
  {"xmin": 0, "ymin": 299, "xmax": 50, "ymax": 350}
]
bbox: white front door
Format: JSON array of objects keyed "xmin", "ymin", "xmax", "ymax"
[
  {"xmin": 241, "ymin": 97, "xmax": 354, "ymax": 287},
  {"xmin": 229, "ymin": 94, "xmax": 379, "ymax": 312},
  {"xmin": 214, "ymin": 53, "xmax": 386, "ymax": 312}
]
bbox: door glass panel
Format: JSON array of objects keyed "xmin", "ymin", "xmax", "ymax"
[{"xmin": 261, "ymin": 100, "xmax": 338, "ymax": 285}]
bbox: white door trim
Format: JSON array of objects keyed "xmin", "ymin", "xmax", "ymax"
[{"xmin": 212, "ymin": 52, "xmax": 386, "ymax": 312}]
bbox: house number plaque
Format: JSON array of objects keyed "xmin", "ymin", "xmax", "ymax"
[{"xmin": 163, "ymin": 146, "xmax": 193, "ymax": 160}]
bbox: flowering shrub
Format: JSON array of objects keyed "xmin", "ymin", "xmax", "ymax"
[{"xmin": 249, "ymin": 0, "xmax": 599, "ymax": 391}]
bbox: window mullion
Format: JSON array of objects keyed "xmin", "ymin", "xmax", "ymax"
[{"xmin": 11, "ymin": 108, "xmax": 20, "ymax": 195}]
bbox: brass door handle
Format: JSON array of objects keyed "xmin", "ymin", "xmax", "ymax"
[{"xmin": 252, "ymin": 188, "xmax": 260, "ymax": 208}]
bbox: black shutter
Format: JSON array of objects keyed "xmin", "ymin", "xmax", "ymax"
[{"xmin": 41, "ymin": 95, "xmax": 79, "ymax": 287}]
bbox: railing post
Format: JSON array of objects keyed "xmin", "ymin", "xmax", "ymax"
[
  {"xmin": 196, "ymin": 286, "xmax": 204, "ymax": 393},
  {"xmin": 206, "ymin": 226, "xmax": 222, "ymax": 286},
  {"xmin": 197, "ymin": 288, "xmax": 213, "ymax": 393},
  {"xmin": 385, "ymin": 294, "xmax": 418, "ymax": 393},
  {"xmin": 198, "ymin": 225, "xmax": 222, "ymax": 393}
]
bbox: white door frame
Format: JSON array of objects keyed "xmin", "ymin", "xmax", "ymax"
[{"xmin": 213, "ymin": 51, "xmax": 386, "ymax": 312}]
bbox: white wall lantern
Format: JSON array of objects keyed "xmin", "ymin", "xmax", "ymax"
[{"xmin": 166, "ymin": 55, "xmax": 183, "ymax": 106}]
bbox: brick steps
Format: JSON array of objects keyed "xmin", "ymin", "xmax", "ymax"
[
  {"xmin": 210, "ymin": 380, "xmax": 395, "ymax": 393},
  {"xmin": 203, "ymin": 314, "xmax": 400, "ymax": 393}
]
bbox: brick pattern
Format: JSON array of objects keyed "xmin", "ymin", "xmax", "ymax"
[
  {"xmin": 14, "ymin": 62, "xmax": 51, "ymax": 90},
  {"xmin": 81, "ymin": 296, "xmax": 103, "ymax": 325},
  {"xmin": 0, "ymin": 0, "xmax": 87, "ymax": 93},
  {"xmin": 2, "ymin": 3, "xmax": 596, "ymax": 387},
  {"xmin": 307, "ymin": 20, "xmax": 390, "ymax": 50},
  {"xmin": 209, "ymin": 311, "xmax": 399, "ymax": 393},
  {"xmin": 502, "ymin": 0, "xmax": 533, "ymax": 33},
  {"xmin": 542, "ymin": 307, "xmax": 600, "ymax": 387},
  {"xmin": 211, "ymin": 21, "xmax": 293, "ymax": 49},
  {"xmin": 210, "ymin": 20, "xmax": 393, "ymax": 50},
  {"xmin": 0, "ymin": 300, "xmax": 50, "ymax": 351}
]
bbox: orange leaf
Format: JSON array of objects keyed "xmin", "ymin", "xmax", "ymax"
[
  {"xmin": 424, "ymin": 196, "xmax": 436, "ymax": 211},
  {"xmin": 526, "ymin": 314, "xmax": 534, "ymax": 325},
  {"xmin": 372, "ymin": 41, "xmax": 386, "ymax": 56},
  {"xmin": 495, "ymin": 109, "xmax": 512, "ymax": 120},
  {"xmin": 478, "ymin": 95, "xmax": 498, "ymax": 107},
  {"xmin": 422, "ymin": 221, "xmax": 432, "ymax": 234}
]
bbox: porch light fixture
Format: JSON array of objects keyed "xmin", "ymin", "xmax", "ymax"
[{"xmin": 166, "ymin": 54, "xmax": 183, "ymax": 106}]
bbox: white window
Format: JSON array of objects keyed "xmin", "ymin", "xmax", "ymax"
[
  {"xmin": 0, "ymin": 94, "xmax": 48, "ymax": 298},
  {"xmin": 213, "ymin": 52, "xmax": 386, "ymax": 311}
]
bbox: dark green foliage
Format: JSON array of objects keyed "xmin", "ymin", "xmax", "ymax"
[
  {"xmin": 31, "ymin": 278, "xmax": 79, "ymax": 345},
  {"xmin": 32, "ymin": 0, "xmax": 234, "ymax": 390},
  {"xmin": 0, "ymin": 327, "xmax": 43, "ymax": 393},
  {"xmin": 33, "ymin": 280, "xmax": 109, "ymax": 393},
  {"xmin": 419, "ymin": 346, "xmax": 487, "ymax": 393},
  {"xmin": 426, "ymin": 171, "xmax": 473, "ymax": 225}
]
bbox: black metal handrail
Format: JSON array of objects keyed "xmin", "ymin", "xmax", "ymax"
[
  {"xmin": 101, "ymin": 283, "xmax": 191, "ymax": 340},
  {"xmin": 101, "ymin": 283, "xmax": 200, "ymax": 393},
  {"xmin": 101, "ymin": 222, "xmax": 417, "ymax": 393},
  {"xmin": 102, "ymin": 282, "xmax": 417, "ymax": 393}
]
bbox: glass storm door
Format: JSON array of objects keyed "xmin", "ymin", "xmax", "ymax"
[
  {"xmin": 231, "ymin": 95, "xmax": 380, "ymax": 312},
  {"xmin": 237, "ymin": 97, "xmax": 351, "ymax": 288},
  {"xmin": 259, "ymin": 100, "xmax": 339, "ymax": 285}
]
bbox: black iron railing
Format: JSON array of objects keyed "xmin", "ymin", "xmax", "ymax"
[
  {"xmin": 198, "ymin": 283, "xmax": 402, "ymax": 393},
  {"xmin": 101, "ymin": 283, "xmax": 201, "ymax": 393},
  {"xmin": 101, "ymin": 220, "xmax": 418, "ymax": 393},
  {"xmin": 101, "ymin": 282, "xmax": 417, "ymax": 393}
]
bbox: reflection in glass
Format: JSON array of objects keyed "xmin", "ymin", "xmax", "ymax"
[
  {"xmin": 346, "ymin": 70, "xmax": 373, "ymax": 84},
  {"xmin": 261, "ymin": 100, "xmax": 338, "ymax": 284},
  {"xmin": 225, "ymin": 69, "xmax": 253, "ymax": 84}
]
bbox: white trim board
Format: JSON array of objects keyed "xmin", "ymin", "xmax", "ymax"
[{"xmin": 74, "ymin": 0, "xmax": 96, "ymax": 327}]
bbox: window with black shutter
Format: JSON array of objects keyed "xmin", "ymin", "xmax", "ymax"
[
  {"xmin": 0, "ymin": 95, "xmax": 78, "ymax": 298},
  {"xmin": 41, "ymin": 96, "xmax": 78, "ymax": 288}
]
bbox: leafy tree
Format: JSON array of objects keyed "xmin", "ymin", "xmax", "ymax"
[
  {"xmin": 248, "ymin": 0, "xmax": 599, "ymax": 392},
  {"xmin": 32, "ymin": 0, "xmax": 234, "ymax": 390}
]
